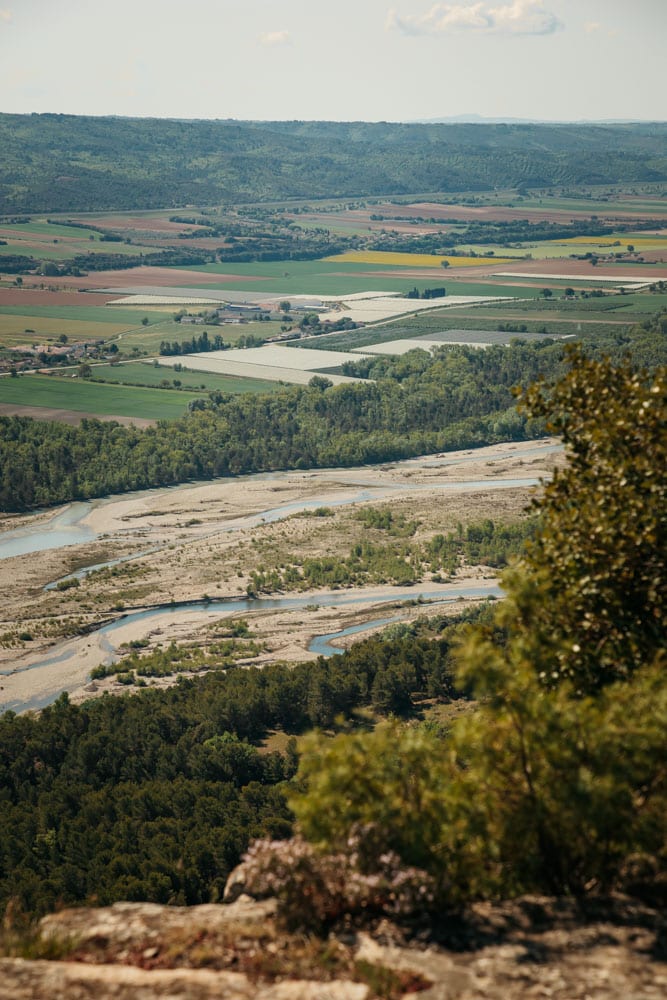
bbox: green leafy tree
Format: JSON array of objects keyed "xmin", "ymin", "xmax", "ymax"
[
  {"xmin": 511, "ymin": 346, "xmax": 666, "ymax": 690},
  {"xmin": 288, "ymin": 349, "xmax": 667, "ymax": 901}
]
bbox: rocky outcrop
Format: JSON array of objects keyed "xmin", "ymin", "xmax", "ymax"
[{"xmin": 0, "ymin": 894, "xmax": 665, "ymax": 999}]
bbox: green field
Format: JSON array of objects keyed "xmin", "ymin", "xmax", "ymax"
[
  {"xmin": 115, "ymin": 318, "xmax": 285, "ymax": 353},
  {"xmin": 459, "ymin": 290, "xmax": 667, "ymax": 319},
  {"xmin": 0, "ymin": 306, "xmax": 174, "ymax": 349},
  {"xmin": 0, "ymin": 239, "xmax": 157, "ymax": 260},
  {"xmin": 517, "ymin": 194, "xmax": 667, "ymax": 216},
  {"xmin": 0, "ymin": 305, "xmax": 171, "ymax": 324},
  {"xmin": 0, "ymin": 315, "xmax": 136, "ymax": 348},
  {"xmin": 0, "ymin": 221, "xmax": 103, "ymax": 238},
  {"xmin": 0, "ymin": 373, "xmax": 205, "ymax": 420},
  {"xmin": 87, "ymin": 361, "xmax": 279, "ymax": 394},
  {"xmin": 182, "ymin": 259, "xmax": 530, "ymax": 296},
  {"xmin": 0, "ymin": 219, "xmax": 157, "ymax": 260}
]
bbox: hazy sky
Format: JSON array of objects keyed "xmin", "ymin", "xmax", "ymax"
[{"xmin": 1, "ymin": 0, "xmax": 665, "ymax": 122}]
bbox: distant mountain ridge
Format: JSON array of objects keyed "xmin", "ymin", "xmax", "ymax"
[
  {"xmin": 414, "ymin": 114, "xmax": 667, "ymax": 124},
  {"xmin": 1, "ymin": 114, "xmax": 666, "ymax": 213}
]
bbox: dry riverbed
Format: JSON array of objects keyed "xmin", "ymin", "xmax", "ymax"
[{"xmin": 0, "ymin": 439, "xmax": 561, "ymax": 711}]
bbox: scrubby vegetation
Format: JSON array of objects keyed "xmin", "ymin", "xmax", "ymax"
[
  {"xmin": 240, "ymin": 349, "xmax": 667, "ymax": 926},
  {"xmin": 248, "ymin": 516, "xmax": 534, "ymax": 593}
]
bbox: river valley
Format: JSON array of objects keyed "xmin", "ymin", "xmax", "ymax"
[{"xmin": 0, "ymin": 438, "xmax": 560, "ymax": 713}]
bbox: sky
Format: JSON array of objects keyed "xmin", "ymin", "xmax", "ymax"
[{"xmin": 0, "ymin": 0, "xmax": 665, "ymax": 123}]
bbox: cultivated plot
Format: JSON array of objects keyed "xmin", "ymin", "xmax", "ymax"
[
  {"xmin": 156, "ymin": 345, "xmax": 371, "ymax": 385},
  {"xmin": 318, "ymin": 294, "xmax": 513, "ymax": 324}
]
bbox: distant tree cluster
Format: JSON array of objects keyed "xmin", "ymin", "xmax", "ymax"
[
  {"xmin": 159, "ymin": 331, "xmax": 226, "ymax": 356},
  {"xmin": 405, "ymin": 286, "xmax": 447, "ymax": 300}
]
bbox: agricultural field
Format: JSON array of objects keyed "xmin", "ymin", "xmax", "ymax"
[
  {"xmin": 114, "ymin": 318, "xmax": 285, "ymax": 354},
  {"xmin": 0, "ymin": 219, "xmax": 156, "ymax": 259},
  {"xmin": 156, "ymin": 345, "xmax": 369, "ymax": 386},
  {"xmin": 178, "ymin": 259, "xmax": 511, "ymax": 296},
  {"xmin": 324, "ymin": 250, "xmax": 512, "ymax": 268},
  {"xmin": 0, "ymin": 305, "xmax": 172, "ymax": 350},
  {"xmin": 0, "ymin": 315, "xmax": 132, "ymax": 349},
  {"xmin": 1, "ymin": 187, "xmax": 665, "ymax": 418},
  {"xmin": 0, "ymin": 373, "xmax": 206, "ymax": 421},
  {"xmin": 85, "ymin": 361, "xmax": 280, "ymax": 395},
  {"xmin": 357, "ymin": 328, "xmax": 572, "ymax": 355}
]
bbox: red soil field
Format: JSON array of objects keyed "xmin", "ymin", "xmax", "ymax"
[
  {"xmin": 83, "ymin": 216, "xmax": 203, "ymax": 233},
  {"xmin": 14, "ymin": 266, "xmax": 260, "ymax": 290},
  {"xmin": 0, "ymin": 288, "xmax": 120, "ymax": 306},
  {"xmin": 634, "ymin": 250, "xmax": 667, "ymax": 264}
]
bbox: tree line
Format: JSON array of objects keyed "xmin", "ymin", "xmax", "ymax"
[{"xmin": 1, "ymin": 320, "xmax": 665, "ymax": 513}]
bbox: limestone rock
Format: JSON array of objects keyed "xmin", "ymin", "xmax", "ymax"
[{"xmin": 2, "ymin": 894, "xmax": 666, "ymax": 1000}]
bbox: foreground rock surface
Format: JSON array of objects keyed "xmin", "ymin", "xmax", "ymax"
[{"xmin": 1, "ymin": 894, "xmax": 665, "ymax": 999}]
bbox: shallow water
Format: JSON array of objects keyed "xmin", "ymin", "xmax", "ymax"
[
  {"xmin": 1, "ymin": 584, "xmax": 501, "ymax": 714},
  {"xmin": 1, "ymin": 439, "xmax": 558, "ymax": 566}
]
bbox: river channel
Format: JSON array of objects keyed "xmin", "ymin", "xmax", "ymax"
[
  {"xmin": 0, "ymin": 584, "xmax": 502, "ymax": 715},
  {"xmin": 0, "ymin": 439, "xmax": 558, "ymax": 713}
]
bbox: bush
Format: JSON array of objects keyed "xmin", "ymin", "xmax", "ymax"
[
  {"xmin": 283, "ymin": 349, "xmax": 667, "ymax": 904},
  {"xmin": 236, "ymin": 833, "xmax": 435, "ymax": 931}
]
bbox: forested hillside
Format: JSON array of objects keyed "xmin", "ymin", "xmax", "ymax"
[
  {"xmin": 0, "ymin": 623, "xmax": 468, "ymax": 916},
  {"xmin": 1, "ymin": 115, "xmax": 666, "ymax": 212}
]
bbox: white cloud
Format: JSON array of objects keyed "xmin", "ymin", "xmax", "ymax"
[
  {"xmin": 387, "ymin": 1, "xmax": 563, "ymax": 37},
  {"xmin": 0, "ymin": 8, "xmax": 13, "ymax": 23},
  {"xmin": 259, "ymin": 30, "xmax": 290, "ymax": 47}
]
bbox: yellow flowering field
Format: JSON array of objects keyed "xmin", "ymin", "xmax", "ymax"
[{"xmin": 324, "ymin": 250, "xmax": 512, "ymax": 268}]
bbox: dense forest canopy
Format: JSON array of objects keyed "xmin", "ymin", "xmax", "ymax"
[
  {"xmin": 1, "ymin": 115, "xmax": 666, "ymax": 212},
  {"xmin": 0, "ymin": 622, "xmax": 469, "ymax": 917}
]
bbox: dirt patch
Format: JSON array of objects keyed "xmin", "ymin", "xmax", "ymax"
[
  {"xmin": 0, "ymin": 288, "xmax": 119, "ymax": 306},
  {"xmin": 0, "ymin": 403, "xmax": 155, "ymax": 427},
  {"xmin": 82, "ymin": 216, "xmax": 205, "ymax": 233},
  {"xmin": 16, "ymin": 267, "xmax": 258, "ymax": 291}
]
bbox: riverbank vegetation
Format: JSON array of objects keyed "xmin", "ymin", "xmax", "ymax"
[
  {"xmin": 2, "ymin": 313, "xmax": 665, "ymax": 512},
  {"xmin": 248, "ymin": 515, "xmax": 535, "ymax": 594}
]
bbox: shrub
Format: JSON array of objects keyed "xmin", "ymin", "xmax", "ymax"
[{"xmin": 236, "ymin": 833, "xmax": 435, "ymax": 931}]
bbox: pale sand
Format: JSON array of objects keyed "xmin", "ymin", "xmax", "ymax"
[
  {"xmin": 0, "ymin": 580, "xmax": 495, "ymax": 713},
  {"xmin": 81, "ymin": 437, "xmax": 559, "ymax": 538},
  {"xmin": 0, "ymin": 438, "xmax": 561, "ymax": 712}
]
